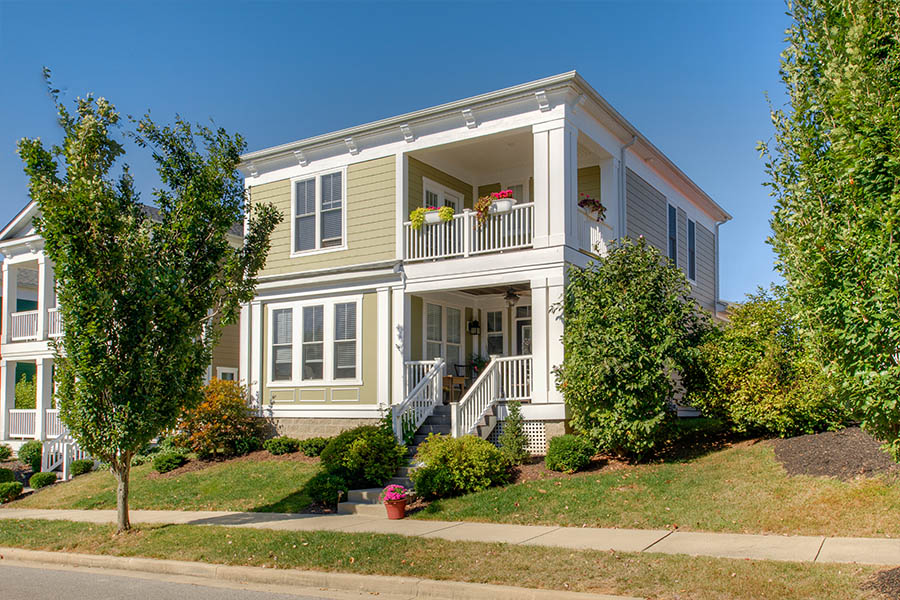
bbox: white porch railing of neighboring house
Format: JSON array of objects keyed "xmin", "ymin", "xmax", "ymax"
[
  {"xmin": 9, "ymin": 409, "xmax": 37, "ymax": 438},
  {"xmin": 44, "ymin": 409, "xmax": 64, "ymax": 438},
  {"xmin": 451, "ymin": 355, "xmax": 532, "ymax": 437},
  {"xmin": 48, "ymin": 307, "xmax": 63, "ymax": 338},
  {"xmin": 42, "ymin": 426, "xmax": 91, "ymax": 480},
  {"xmin": 10, "ymin": 310, "xmax": 39, "ymax": 341},
  {"xmin": 578, "ymin": 209, "xmax": 612, "ymax": 256},
  {"xmin": 393, "ymin": 358, "xmax": 444, "ymax": 444},
  {"xmin": 404, "ymin": 203, "xmax": 534, "ymax": 262}
]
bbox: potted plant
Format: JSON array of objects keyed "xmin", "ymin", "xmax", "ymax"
[
  {"xmin": 474, "ymin": 196, "xmax": 493, "ymax": 227},
  {"xmin": 381, "ymin": 484, "xmax": 409, "ymax": 519},
  {"xmin": 409, "ymin": 206, "xmax": 455, "ymax": 230},
  {"xmin": 578, "ymin": 193, "xmax": 606, "ymax": 222},
  {"xmin": 489, "ymin": 189, "xmax": 516, "ymax": 213}
]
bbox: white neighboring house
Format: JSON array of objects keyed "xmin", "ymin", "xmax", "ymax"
[
  {"xmin": 239, "ymin": 71, "xmax": 732, "ymax": 452},
  {"xmin": 0, "ymin": 203, "xmax": 242, "ymax": 452}
]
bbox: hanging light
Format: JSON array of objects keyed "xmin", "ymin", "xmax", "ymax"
[{"xmin": 504, "ymin": 288, "xmax": 520, "ymax": 308}]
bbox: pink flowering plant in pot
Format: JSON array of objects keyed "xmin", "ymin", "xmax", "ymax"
[
  {"xmin": 381, "ymin": 484, "xmax": 409, "ymax": 519},
  {"xmin": 578, "ymin": 193, "xmax": 606, "ymax": 222}
]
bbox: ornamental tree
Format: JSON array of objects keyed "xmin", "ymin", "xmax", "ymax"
[
  {"xmin": 553, "ymin": 237, "xmax": 711, "ymax": 459},
  {"xmin": 17, "ymin": 72, "xmax": 281, "ymax": 531},
  {"xmin": 760, "ymin": 0, "xmax": 900, "ymax": 457}
]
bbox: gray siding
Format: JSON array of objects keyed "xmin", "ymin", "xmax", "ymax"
[
  {"xmin": 677, "ymin": 208, "xmax": 687, "ymax": 270},
  {"xmin": 693, "ymin": 223, "xmax": 716, "ymax": 312},
  {"xmin": 625, "ymin": 168, "xmax": 667, "ymax": 253}
]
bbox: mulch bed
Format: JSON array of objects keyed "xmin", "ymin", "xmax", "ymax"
[
  {"xmin": 145, "ymin": 450, "xmax": 319, "ymax": 479},
  {"xmin": 773, "ymin": 427, "xmax": 899, "ymax": 481},
  {"xmin": 0, "ymin": 460, "xmax": 34, "ymax": 486},
  {"xmin": 509, "ymin": 455, "xmax": 625, "ymax": 484},
  {"xmin": 864, "ymin": 567, "xmax": 900, "ymax": 599}
]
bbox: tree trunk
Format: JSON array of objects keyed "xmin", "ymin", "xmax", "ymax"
[{"xmin": 113, "ymin": 459, "xmax": 131, "ymax": 532}]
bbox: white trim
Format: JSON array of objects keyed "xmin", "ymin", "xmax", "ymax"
[
  {"xmin": 289, "ymin": 166, "xmax": 349, "ymax": 257},
  {"xmin": 216, "ymin": 367, "xmax": 238, "ymax": 381},
  {"xmin": 422, "ymin": 300, "xmax": 465, "ymax": 373},
  {"xmin": 265, "ymin": 294, "xmax": 363, "ymax": 388},
  {"xmin": 422, "ymin": 177, "xmax": 463, "ymax": 211},
  {"xmin": 482, "ymin": 305, "xmax": 506, "ymax": 357}
]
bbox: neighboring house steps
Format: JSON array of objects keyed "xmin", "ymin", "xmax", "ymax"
[{"xmin": 40, "ymin": 427, "xmax": 92, "ymax": 481}]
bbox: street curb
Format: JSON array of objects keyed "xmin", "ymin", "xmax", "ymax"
[{"xmin": 0, "ymin": 547, "xmax": 642, "ymax": 600}]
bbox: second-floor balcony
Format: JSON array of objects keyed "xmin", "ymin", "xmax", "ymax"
[{"xmin": 404, "ymin": 201, "xmax": 534, "ymax": 261}]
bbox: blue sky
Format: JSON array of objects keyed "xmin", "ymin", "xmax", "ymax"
[{"xmin": 0, "ymin": 0, "xmax": 790, "ymax": 301}]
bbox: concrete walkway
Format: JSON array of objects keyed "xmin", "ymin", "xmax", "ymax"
[{"xmin": 1, "ymin": 508, "xmax": 898, "ymax": 566}]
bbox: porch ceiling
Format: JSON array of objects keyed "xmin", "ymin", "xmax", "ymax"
[
  {"xmin": 458, "ymin": 283, "xmax": 531, "ymax": 296},
  {"xmin": 409, "ymin": 129, "xmax": 533, "ymax": 181}
]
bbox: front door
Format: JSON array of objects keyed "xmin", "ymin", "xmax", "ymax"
[{"xmin": 514, "ymin": 305, "xmax": 532, "ymax": 355}]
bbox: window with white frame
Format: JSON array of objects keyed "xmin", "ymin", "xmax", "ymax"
[
  {"xmin": 268, "ymin": 298, "xmax": 362, "ymax": 385},
  {"xmin": 503, "ymin": 182, "xmax": 527, "ymax": 203},
  {"xmin": 293, "ymin": 170, "xmax": 345, "ymax": 254},
  {"xmin": 423, "ymin": 178, "xmax": 462, "ymax": 211},
  {"xmin": 425, "ymin": 303, "xmax": 442, "ymax": 360},
  {"xmin": 446, "ymin": 307, "xmax": 462, "ymax": 370},
  {"xmin": 667, "ymin": 204, "xmax": 677, "ymax": 261},
  {"xmin": 486, "ymin": 310, "xmax": 504, "ymax": 356},
  {"xmin": 216, "ymin": 367, "xmax": 238, "ymax": 381},
  {"xmin": 687, "ymin": 219, "xmax": 696, "ymax": 281}
]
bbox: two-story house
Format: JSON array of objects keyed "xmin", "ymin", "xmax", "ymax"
[
  {"xmin": 0, "ymin": 202, "xmax": 242, "ymax": 451},
  {"xmin": 239, "ymin": 71, "xmax": 731, "ymax": 452}
]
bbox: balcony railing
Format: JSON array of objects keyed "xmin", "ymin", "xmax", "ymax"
[
  {"xmin": 578, "ymin": 209, "xmax": 613, "ymax": 256},
  {"xmin": 404, "ymin": 202, "xmax": 534, "ymax": 262},
  {"xmin": 10, "ymin": 310, "xmax": 39, "ymax": 341},
  {"xmin": 48, "ymin": 307, "xmax": 63, "ymax": 338},
  {"xmin": 9, "ymin": 409, "xmax": 36, "ymax": 438}
]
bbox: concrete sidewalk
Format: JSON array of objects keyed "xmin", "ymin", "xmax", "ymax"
[{"xmin": 1, "ymin": 508, "xmax": 898, "ymax": 566}]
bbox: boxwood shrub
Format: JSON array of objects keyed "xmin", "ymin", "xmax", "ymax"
[
  {"xmin": 320, "ymin": 425, "xmax": 405, "ymax": 488},
  {"xmin": 306, "ymin": 471, "xmax": 348, "ymax": 506},
  {"xmin": 545, "ymin": 434, "xmax": 595, "ymax": 474},
  {"xmin": 410, "ymin": 434, "xmax": 510, "ymax": 499},
  {"xmin": 0, "ymin": 443, "xmax": 12, "ymax": 461},
  {"xmin": 18, "ymin": 440, "xmax": 43, "ymax": 472},
  {"xmin": 264, "ymin": 436, "xmax": 300, "ymax": 456},
  {"xmin": 0, "ymin": 481, "xmax": 23, "ymax": 503},
  {"xmin": 70, "ymin": 459, "xmax": 94, "ymax": 477},
  {"xmin": 298, "ymin": 436, "xmax": 330, "ymax": 457},
  {"xmin": 152, "ymin": 451, "xmax": 188, "ymax": 474},
  {"xmin": 0, "ymin": 467, "xmax": 14, "ymax": 483},
  {"xmin": 29, "ymin": 472, "xmax": 58, "ymax": 489}
]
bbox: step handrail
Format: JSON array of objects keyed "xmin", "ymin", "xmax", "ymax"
[
  {"xmin": 451, "ymin": 355, "xmax": 532, "ymax": 437},
  {"xmin": 392, "ymin": 358, "xmax": 444, "ymax": 444},
  {"xmin": 41, "ymin": 425, "xmax": 91, "ymax": 480}
]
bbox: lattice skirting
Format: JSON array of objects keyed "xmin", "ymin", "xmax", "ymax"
[{"xmin": 487, "ymin": 420, "xmax": 549, "ymax": 455}]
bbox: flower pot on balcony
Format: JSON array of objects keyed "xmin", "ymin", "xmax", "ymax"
[
  {"xmin": 490, "ymin": 198, "xmax": 516, "ymax": 213},
  {"xmin": 384, "ymin": 498, "xmax": 408, "ymax": 519},
  {"xmin": 424, "ymin": 211, "xmax": 442, "ymax": 225}
]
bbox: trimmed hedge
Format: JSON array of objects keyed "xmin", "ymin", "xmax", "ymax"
[
  {"xmin": 545, "ymin": 434, "xmax": 595, "ymax": 474},
  {"xmin": 306, "ymin": 472, "xmax": 348, "ymax": 506},
  {"xmin": 320, "ymin": 426, "xmax": 405, "ymax": 488},
  {"xmin": 18, "ymin": 440, "xmax": 42, "ymax": 472},
  {"xmin": 152, "ymin": 452, "xmax": 188, "ymax": 474},
  {"xmin": 0, "ymin": 443, "xmax": 12, "ymax": 461},
  {"xmin": 29, "ymin": 472, "xmax": 58, "ymax": 489},
  {"xmin": 264, "ymin": 436, "xmax": 300, "ymax": 456},
  {"xmin": 410, "ymin": 434, "xmax": 510, "ymax": 499},
  {"xmin": 70, "ymin": 459, "xmax": 94, "ymax": 477},
  {"xmin": 298, "ymin": 437, "xmax": 329, "ymax": 457},
  {"xmin": 0, "ymin": 481, "xmax": 23, "ymax": 503},
  {"xmin": 0, "ymin": 467, "xmax": 14, "ymax": 483}
]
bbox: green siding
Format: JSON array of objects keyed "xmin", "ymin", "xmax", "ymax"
[
  {"xmin": 408, "ymin": 157, "xmax": 473, "ymax": 211},
  {"xmin": 477, "ymin": 183, "xmax": 501, "ymax": 198},
  {"xmin": 577, "ymin": 166, "xmax": 601, "ymax": 205}
]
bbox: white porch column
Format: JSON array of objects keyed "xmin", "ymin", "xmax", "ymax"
[
  {"xmin": 36, "ymin": 256, "xmax": 54, "ymax": 341},
  {"xmin": 531, "ymin": 271, "xmax": 567, "ymax": 405},
  {"xmin": 533, "ymin": 119, "xmax": 578, "ymax": 249},
  {"xmin": 0, "ymin": 360, "xmax": 11, "ymax": 439},
  {"xmin": 376, "ymin": 286, "xmax": 391, "ymax": 408},
  {"xmin": 239, "ymin": 303, "xmax": 251, "ymax": 386},
  {"xmin": 600, "ymin": 156, "xmax": 620, "ymax": 240},
  {"xmin": 545, "ymin": 274, "xmax": 566, "ymax": 404},
  {"xmin": 2, "ymin": 261, "xmax": 17, "ymax": 344},
  {"xmin": 248, "ymin": 301, "xmax": 262, "ymax": 403},
  {"xmin": 35, "ymin": 357, "xmax": 53, "ymax": 440},
  {"xmin": 390, "ymin": 286, "xmax": 409, "ymax": 405}
]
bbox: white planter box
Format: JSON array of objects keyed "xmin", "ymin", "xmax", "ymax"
[
  {"xmin": 424, "ymin": 211, "xmax": 442, "ymax": 224},
  {"xmin": 490, "ymin": 198, "xmax": 517, "ymax": 213}
]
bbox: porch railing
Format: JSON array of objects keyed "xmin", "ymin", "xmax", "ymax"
[
  {"xmin": 451, "ymin": 354, "xmax": 532, "ymax": 437},
  {"xmin": 9, "ymin": 409, "xmax": 37, "ymax": 438},
  {"xmin": 10, "ymin": 310, "xmax": 39, "ymax": 341},
  {"xmin": 393, "ymin": 358, "xmax": 444, "ymax": 444},
  {"xmin": 578, "ymin": 209, "xmax": 612, "ymax": 256},
  {"xmin": 42, "ymin": 427, "xmax": 91, "ymax": 480},
  {"xmin": 404, "ymin": 203, "xmax": 534, "ymax": 262},
  {"xmin": 44, "ymin": 409, "xmax": 64, "ymax": 438},
  {"xmin": 404, "ymin": 360, "xmax": 439, "ymax": 395},
  {"xmin": 48, "ymin": 308, "xmax": 63, "ymax": 338}
]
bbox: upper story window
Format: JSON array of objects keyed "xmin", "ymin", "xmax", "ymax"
[
  {"xmin": 292, "ymin": 169, "xmax": 346, "ymax": 255},
  {"xmin": 667, "ymin": 204, "xmax": 677, "ymax": 261},
  {"xmin": 687, "ymin": 219, "xmax": 696, "ymax": 281},
  {"xmin": 423, "ymin": 177, "xmax": 462, "ymax": 211}
]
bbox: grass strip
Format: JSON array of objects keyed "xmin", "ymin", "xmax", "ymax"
[{"xmin": 0, "ymin": 519, "xmax": 879, "ymax": 600}]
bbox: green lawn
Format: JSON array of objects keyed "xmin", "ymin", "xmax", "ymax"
[
  {"xmin": 413, "ymin": 441, "xmax": 900, "ymax": 538},
  {"xmin": 0, "ymin": 519, "xmax": 880, "ymax": 600},
  {"xmin": 8, "ymin": 459, "xmax": 319, "ymax": 513}
]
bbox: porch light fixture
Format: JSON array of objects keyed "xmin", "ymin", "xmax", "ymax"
[
  {"xmin": 504, "ymin": 288, "xmax": 520, "ymax": 308},
  {"xmin": 467, "ymin": 320, "xmax": 481, "ymax": 336}
]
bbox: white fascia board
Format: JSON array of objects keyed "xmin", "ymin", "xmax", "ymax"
[
  {"xmin": 256, "ymin": 263, "xmax": 400, "ymax": 288},
  {"xmin": 0, "ymin": 202, "xmax": 37, "ymax": 242},
  {"xmin": 403, "ymin": 248, "xmax": 568, "ymax": 293},
  {"xmin": 520, "ymin": 402, "xmax": 568, "ymax": 421},
  {"xmin": 254, "ymin": 276, "xmax": 402, "ymax": 304},
  {"xmin": 0, "ymin": 342, "xmax": 54, "ymax": 359},
  {"xmin": 0, "ymin": 235, "xmax": 44, "ymax": 254}
]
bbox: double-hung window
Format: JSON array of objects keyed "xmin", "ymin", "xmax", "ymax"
[
  {"xmin": 302, "ymin": 305, "xmax": 324, "ymax": 380},
  {"xmin": 668, "ymin": 204, "xmax": 677, "ymax": 261},
  {"xmin": 425, "ymin": 303, "xmax": 443, "ymax": 360},
  {"xmin": 272, "ymin": 308, "xmax": 293, "ymax": 381},
  {"xmin": 445, "ymin": 307, "xmax": 462, "ymax": 370},
  {"xmin": 486, "ymin": 310, "xmax": 504, "ymax": 355},
  {"xmin": 687, "ymin": 219, "xmax": 696, "ymax": 281},
  {"xmin": 293, "ymin": 169, "xmax": 345, "ymax": 254},
  {"xmin": 333, "ymin": 302, "xmax": 357, "ymax": 380}
]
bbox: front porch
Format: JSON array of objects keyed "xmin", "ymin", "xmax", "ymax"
[{"xmin": 0, "ymin": 356, "xmax": 58, "ymax": 442}]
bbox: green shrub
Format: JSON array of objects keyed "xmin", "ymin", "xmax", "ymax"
[
  {"xmin": 298, "ymin": 436, "xmax": 329, "ymax": 457},
  {"xmin": 686, "ymin": 287, "xmax": 850, "ymax": 438},
  {"xmin": 131, "ymin": 454, "xmax": 148, "ymax": 467},
  {"xmin": 18, "ymin": 440, "xmax": 43, "ymax": 472},
  {"xmin": 176, "ymin": 379, "xmax": 265, "ymax": 459},
  {"xmin": 0, "ymin": 467, "xmax": 14, "ymax": 483},
  {"xmin": 410, "ymin": 434, "xmax": 510, "ymax": 499},
  {"xmin": 152, "ymin": 451, "xmax": 188, "ymax": 474},
  {"xmin": 498, "ymin": 401, "xmax": 529, "ymax": 465},
  {"xmin": 555, "ymin": 237, "xmax": 713, "ymax": 459},
  {"xmin": 14, "ymin": 374, "xmax": 36, "ymax": 409},
  {"xmin": 264, "ymin": 436, "xmax": 300, "ymax": 455},
  {"xmin": 70, "ymin": 459, "xmax": 93, "ymax": 477},
  {"xmin": 545, "ymin": 435, "xmax": 595, "ymax": 474},
  {"xmin": 320, "ymin": 425, "xmax": 405, "ymax": 488},
  {"xmin": 0, "ymin": 481, "xmax": 23, "ymax": 503},
  {"xmin": 306, "ymin": 472, "xmax": 348, "ymax": 506},
  {"xmin": 29, "ymin": 472, "xmax": 57, "ymax": 489},
  {"xmin": 0, "ymin": 443, "xmax": 12, "ymax": 461}
]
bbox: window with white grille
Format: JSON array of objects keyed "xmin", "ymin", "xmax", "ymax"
[
  {"xmin": 333, "ymin": 302, "xmax": 356, "ymax": 379},
  {"xmin": 292, "ymin": 169, "xmax": 346, "ymax": 254}
]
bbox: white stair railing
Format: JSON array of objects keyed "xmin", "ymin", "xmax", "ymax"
[
  {"xmin": 404, "ymin": 360, "xmax": 438, "ymax": 395},
  {"xmin": 41, "ymin": 426, "xmax": 90, "ymax": 480},
  {"xmin": 451, "ymin": 355, "xmax": 532, "ymax": 437},
  {"xmin": 392, "ymin": 358, "xmax": 444, "ymax": 444}
]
